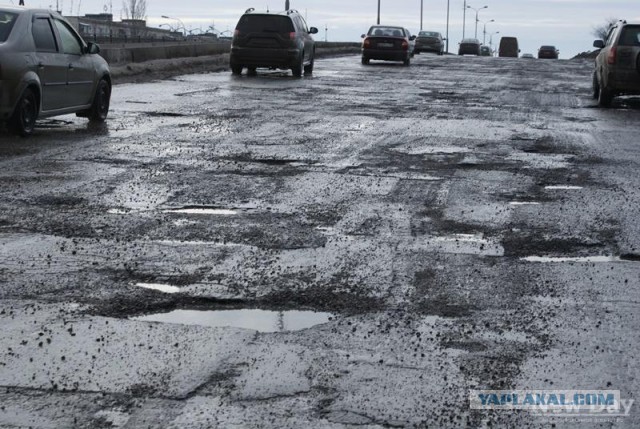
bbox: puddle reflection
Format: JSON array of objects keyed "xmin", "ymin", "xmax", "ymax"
[{"xmin": 131, "ymin": 309, "xmax": 334, "ymax": 332}]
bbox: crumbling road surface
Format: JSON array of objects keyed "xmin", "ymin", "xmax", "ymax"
[{"xmin": 0, "ymin": 54, "xmax": 639, "ymax": 428}]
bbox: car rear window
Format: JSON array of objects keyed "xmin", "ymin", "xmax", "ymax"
[
  {"xmin": 236, "ymin": 15, "xmax": 294, "ymax": 34},
  {"xmin": 419, "ymin": 32, "xmax": 439, "ymax": 38},
  {"xmin": 0, "ymin": 11, "xmax": 18, "ymax": 43},
  {"xmin": 619, "ymin": 26, "xmax": 640, "ymax": 46},
  {"xmin": 369, "ymin": 27, "xmax": 406, "ymax": 37}
]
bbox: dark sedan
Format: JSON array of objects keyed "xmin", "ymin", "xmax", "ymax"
[
  {"xmin": 458, "ymin": 38, "xmax": 481, "ymax": 56},
  {"xmin": 0, "ymin": 7, "xmax": 111, "ymax": 136},
  {"xmin": 538, "ymin": 45, "xmax": 559, "ymax": 59},
  {"xmin": 415, "ymin": 30, "xmax": 445, "ymax": 55},
  {"xmin": 361, "ymin": 25, "xmax": 416, "ymax": 66}
]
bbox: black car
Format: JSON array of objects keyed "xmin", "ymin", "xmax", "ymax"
[
  {"xmin": 415, "ymin": 31, "xmax": 445, "ymax": 55},
  {"xmin": 592, "ymin": 20, "xmax": 640, "ymax": 107},
  {"xmin": 229, "ymin": 8, "xmax": 318, "ymax": 77},
  {"xmin": 361, "ymin": 25, "xmax": 416, "ymax": 66},
  {"xmin": 538, "ymin": 45, "xmax": 559, "ymax": 59},
  {"xmin": 480, "ymin": 45, "xmax": 492, "ymax": 56},
  {"xmin": 458, "ymin": 38, "xmax": 481, "ymax": 56}
]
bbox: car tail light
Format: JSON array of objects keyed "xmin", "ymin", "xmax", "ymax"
[
  {"xmin": 363, "ymin": 37, "xmax": 371, "ymax": 48},
  {"xmin": 289, "ymin": 32, "xmax": 296, "ymax": 40},
  {"xmin": 402, "ymin": 40, "xmax": 409, "ymax": 51},
  {"xmin": 234, "ymin": 29, "xmax": 240, "ymax": 38},
  {"xmin": 607, "ymin": 46, "xmax": 617, "ymax": 64}
]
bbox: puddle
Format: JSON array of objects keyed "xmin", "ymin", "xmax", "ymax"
[
  {"xmin": 164, "ymin": 208, "xmax": 238, "ymax": 215},
  {"xmin": 521, "ymin": 256, "xmax": 621, "ymax": 263},
  {"xmin": 509, "ymin": 201, "xmax": 541, "ymax": 206},
  {"xmin": 135, "ymin": 283, "xmax": 181, "ymax": 293},
  {"xmin": 131, "ymin": 309, "xmax": 334, "ymax": 332},
  {"xmin": 544, "ymin": 185, "xmax": 583, "ymax": 190}
]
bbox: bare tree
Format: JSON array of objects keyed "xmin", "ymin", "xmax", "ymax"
[
  {"xmin": 122, "ymin": 0, "xmax": 146, "ymax": 20},
  {"xmin": 592, "ymin": 17, "xmax": 619, "ymax": 41}
]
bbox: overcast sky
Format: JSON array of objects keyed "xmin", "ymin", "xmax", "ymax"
[{"xmin": 24, "ymin": 0, "xmax": 640, "ymax": 58}]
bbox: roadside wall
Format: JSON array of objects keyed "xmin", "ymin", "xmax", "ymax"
[{"xmin": 100, "ymin": 41, "xmax": 361, "ymax": 65}]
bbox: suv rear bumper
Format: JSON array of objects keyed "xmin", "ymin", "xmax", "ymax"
[
  {"xmin": 605, "ymin": 70, "xmax": 640, "ymax": 94},
  {"xmin": 230, "ymin": 47, "xmax": 301, "ymax": 69}
]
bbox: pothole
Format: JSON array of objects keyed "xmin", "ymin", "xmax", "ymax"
[
  {"xmin": 163, "ymin": 205, "xmax": 239, "ymax": 215},
  {"xmin": 131, "ymin": 309, "xmax": 334, "ymax": 332}
]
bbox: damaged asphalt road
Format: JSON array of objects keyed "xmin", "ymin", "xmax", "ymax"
[{"xmin": 0, "ymin": 54, "xmax": 639, "ymax": 428}]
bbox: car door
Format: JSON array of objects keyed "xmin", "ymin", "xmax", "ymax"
[
  {"xmin": 31, "ymin": 15, "xmax": 67, "ymax": 111},
  {"xmin": 52, "ymin": 18, "xmax": 95, "ymax": 107},
  {"xmin": 296, "ymin": 15, "xmax": 313, "ymax": 62}
]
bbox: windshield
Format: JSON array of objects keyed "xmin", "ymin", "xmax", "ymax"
[
  {"xmin": 236, "ymin": 15, "xmax": 294, "ymax": 34},
  {"xmin": 0, "ymin": 11, "xmax": 18, "ymax": 43}
]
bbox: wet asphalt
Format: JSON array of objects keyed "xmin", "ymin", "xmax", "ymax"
[{"xmin": 0, "ymin": 54, "xmax": 639, "ymax": 428}]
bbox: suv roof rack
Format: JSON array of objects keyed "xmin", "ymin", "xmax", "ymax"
[
  {"xmin": 286, "ymin": 9, "xmax": 299, "ymax": 15},
  {"xmin": 244, "ymin": 8, "xmax": 255, "ymax": 13}
]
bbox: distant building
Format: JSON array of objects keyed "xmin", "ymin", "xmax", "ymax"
[{"xmin": 65, "ymin": 13, "xmax": 177, "ymax": 41}]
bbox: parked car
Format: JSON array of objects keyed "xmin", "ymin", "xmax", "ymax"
[
  {"xmin": 415, "ymin": 31, "xmax": 445, "ymax": 55},
  {"xmin": 230, "ymin": 8, "xmax": 318, "ymax": 77},
  {"xmin": 458, "ymin": 38, "xmax": 481, "ymax": 56},
  {"xmin": 592, "ymin": 20, "xmax": 640, "ymax": 107},
  {"xmin": 361, "ymin": 25, "xmax": 416, "ymax": 66},
  {"xmin": 521, "ymin": 53, "xmax": 535, "ymax": 59},
  {"xmin": 0, "ymin": 7, "xmax": 111, "ymax": 136},
  {"xmin": 480, "ymin": 45, "xmax": 492, "ymax": 56},
  {"xmin": 498, "ymin": 36, "xmax": 520, "ymax": 57},
  {"xmin": 538, "ymin": 45, "xmax": 559, "ymax": 59}
]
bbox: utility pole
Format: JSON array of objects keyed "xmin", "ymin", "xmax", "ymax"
[
  {"xmin": 462, "ymin": 0, "xmax": 466, "ymax": 39},
  {"xmin": 285, "ymin": 0, "xmax": 289, "ymax": 11},
  {"xmin": 446, "ymin": 0, "xmax": 450, "ymax": 53},
  {"xmin": 420, "ymin": 0, "xmax": 423, "ymax": 31},
  {"xmin": 325, "ymin": 24, "xmax": 328, "ymax": 42},
  {"xmin": 377, "ymin": 0, "xmax": 381, "ymax": 25}
]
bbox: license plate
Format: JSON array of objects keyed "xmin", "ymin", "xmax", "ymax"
[{"xmin": 378, "ymin": 42, "xmax": 394, "ymax": 48}]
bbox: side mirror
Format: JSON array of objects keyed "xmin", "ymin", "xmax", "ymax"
[
  {"xmin": 309, "ymin": 27, "xmax": 318, "ymax": 34},
  {"xmin": 593, "ymin": 39, "xmax": 604, "ymax": 49},
  {"xmin": 361, "ymin": 34, "xmax": 366, "ymax": 38},
  {"xmin": 443, "ymin": 38, "xmax": 447, "ymax": 41},
  {"xmin": 86, "ymin": 42, "xmax": 100, "ymax": 54},
  {"xmin": 409, "ymin": 35, "xmax": 416, "ymax": 41}
]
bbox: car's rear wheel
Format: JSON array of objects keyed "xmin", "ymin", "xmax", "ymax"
[
  {"xmin": 8, "ymin": 87, "xmax": 38, "ymax": 137},
  {"xmin": 292, "ymin": 53, "xmax": 304, "ymax": 77},
  {"xmin": 361, "ymin": 57, "xmax": 370, "ymax": 65},
  {"xmin": 231, "ymin": 64, "xmax": 243, "ymax": 75},
  {"xmin": 247, "ymin": 67, "xmax": 257, "ymax": 76},
  {"xmin": 88, "ymin": 79, "xmax": 111, "ymax": 122},
  {"xmin": 597, "ymin": 78, "xmax": 614, "ymax": 108},
  {"xmin": 304, "ymin": 51, "xmax": 314, "ymax": 75},
  {"xmin": 592, "ymin": 72, "xmax": 600, "ymax": 100}
]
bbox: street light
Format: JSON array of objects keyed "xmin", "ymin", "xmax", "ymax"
[
  {"xmin": 446, "ymin": 0, "xmax": 450, "ymax": 52},
  {"xmin": 489, "ymin": 30, "xmax": 500, "ymax": 54},
  {"xmin": 466, "ymin": 4, "xmax": 488, "ymax": 39},
  {"xmin": 377, "ymin": 0, "xmax": 381, "ymax": 25},
  {"xmin": 482, "ymin": 19, "xmax": 494, "ymax": 45},
  {"xmin": 420, "ymin": 0, "xmax": 423, "ymax": 31},
  {"xmin": 161, "ymin": 15, "xmax": 186, "ymax": 36}
]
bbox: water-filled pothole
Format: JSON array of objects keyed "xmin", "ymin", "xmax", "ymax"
[{"xmin": 131, "ymin": 309, "xmax": 334, "ymax": 332}]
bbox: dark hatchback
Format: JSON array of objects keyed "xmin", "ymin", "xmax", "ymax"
[
  {"xmin": 361, "ymin": 25, "xmax": 416, "ymax": 66},
  {"xmin": 230, "ymin": 8, "xmax": 318, "ymax": 77},
  {"xmin": 538, "ymin": 45, "xmax": 559, "ymax": 59},
  {"xmin": 458, "ymin": 38, "xmax": 481, "ymax": 55}
]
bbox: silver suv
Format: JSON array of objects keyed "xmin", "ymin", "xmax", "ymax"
[
  {"xmin": 592, "ymin": 20, "xmax": 640, "ymax": 107},
  {"xmin": 230, "ymin": 8, "xmax": 318, "ymax": 77}
]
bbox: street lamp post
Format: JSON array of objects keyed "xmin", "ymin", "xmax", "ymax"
[
  {"xmin": 161, "ymin": 15, "xmax": 186, "ymax": 36},
  {"xmin": 482, "ymin": 19, "xmax": 494, "ymax": 45},
  {"xmin": 489, "ymin": 30, "xmax": 499, "ymax": 55},
  {"xmin": 466, "ymin": 4, "xmax": 488, "ymax": 39},
  {"xmin": 377, "ymin": 0, "xmax": 381, "ymax": 25},
  {"xmin": 420, "ymin": 0, "xmax": 423, "ymax": 31}
]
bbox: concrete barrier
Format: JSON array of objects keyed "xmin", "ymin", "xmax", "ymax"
[{"xmin": 100, "ymin": 41, "xmax": 360, "ymax": 65}]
